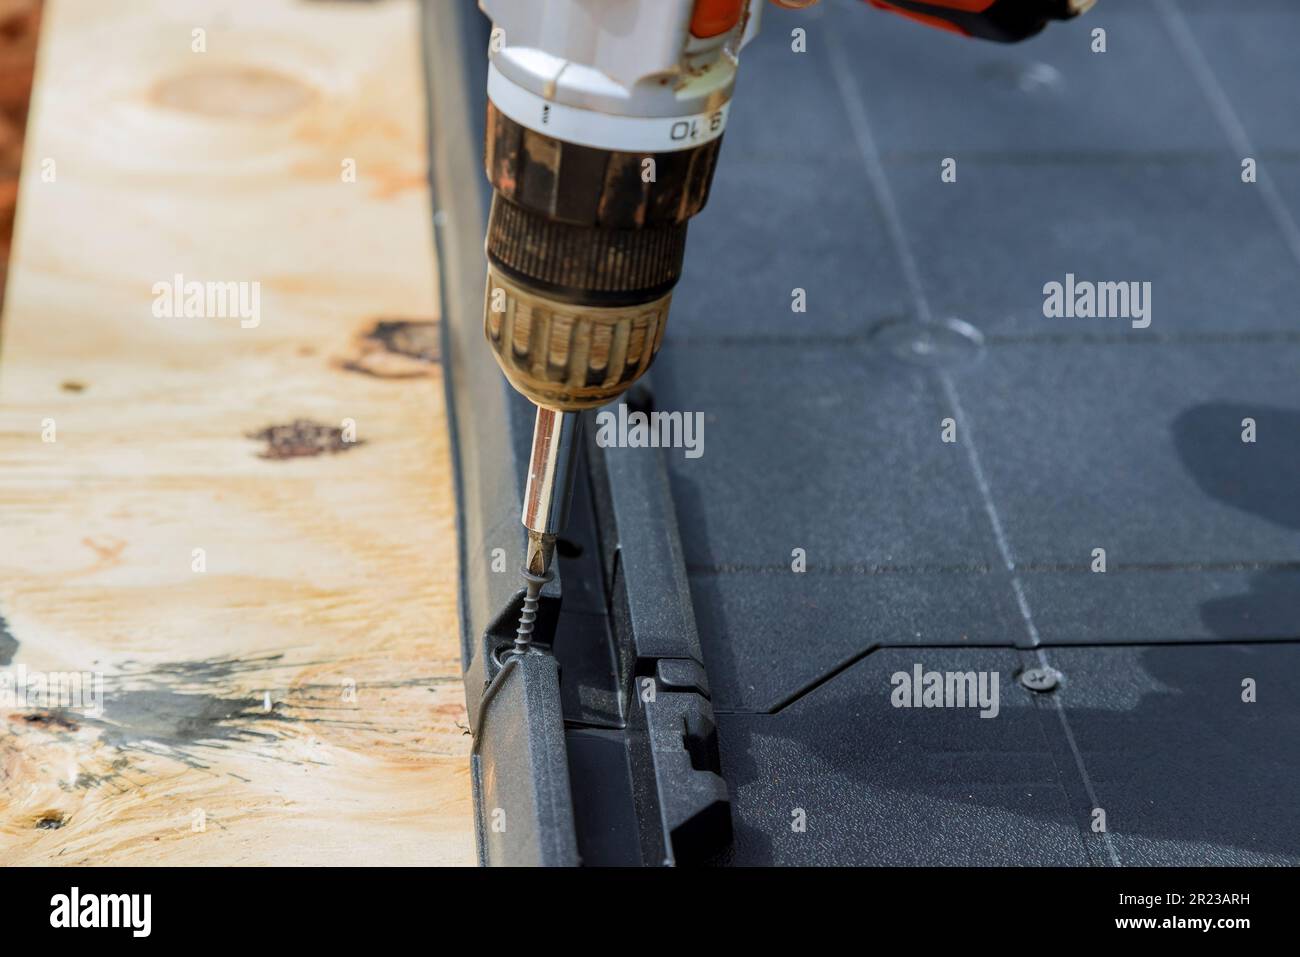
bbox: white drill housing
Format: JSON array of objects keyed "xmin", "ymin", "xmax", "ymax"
[{"xmin": 480, "ymin": 0, "xmax": 763, "ymax": 149}]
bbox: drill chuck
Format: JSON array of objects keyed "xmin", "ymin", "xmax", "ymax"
[
  {"xmin": 485, "ymin": 260, "xmax": 672, "ymax": 412},
  {"xmin": 482, "ymin": 96, "xmax": 723, "ymax": 412}
]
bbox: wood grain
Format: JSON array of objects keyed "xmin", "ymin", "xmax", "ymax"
[{"xmin": 0, "ymin": 0, "xmax": 475, "ymax": 865}]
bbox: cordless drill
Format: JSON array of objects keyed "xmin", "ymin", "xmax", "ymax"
[{"xmin": 477, "ymin": 0, "xmax": 1092, "ymax": 648}]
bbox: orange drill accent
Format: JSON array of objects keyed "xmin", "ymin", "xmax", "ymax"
[{"xmin": 691, "ymin": 0, "xmax": 746, "ymax": 38}]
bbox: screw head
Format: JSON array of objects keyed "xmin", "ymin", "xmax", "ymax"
[{"xmin": 1020, "ymin": 667, "xmax": 1060, "ymax": 693}]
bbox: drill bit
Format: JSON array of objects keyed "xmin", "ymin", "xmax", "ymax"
[{"xmin": 512, "ymin": 405, "xmax": 580, "ymax": 652}]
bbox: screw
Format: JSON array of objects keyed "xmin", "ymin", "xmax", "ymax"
[
  {"xmin": 1020, "ymin": 667, "xmax": 1059, "ymax": 693},
  {"xmin": 511, "ymin": 566, "xmax": 552, "ymax": 656}
]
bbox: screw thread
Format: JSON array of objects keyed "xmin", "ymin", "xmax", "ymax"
[{"xmin": 512, "ymin": 567, "xmax": 553, "ymax": 655}]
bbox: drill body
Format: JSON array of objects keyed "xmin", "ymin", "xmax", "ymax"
[
  {"xmin": 481, "ymin": 0, "xmax": 758, "ymax": 414},
  {"xmin": 480, "ymin": 0, "xmax": 761, "ymax": 603}
]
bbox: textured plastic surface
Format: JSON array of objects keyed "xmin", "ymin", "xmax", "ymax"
[
  {"xmin": 660, "ymin": 0, "xmax": 1300, "ymax": 865},
  {"xmin": 715, "ymin": 644, "xmax": 1300, "ymax": 865}
]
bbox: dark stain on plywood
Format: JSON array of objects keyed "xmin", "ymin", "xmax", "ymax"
[
  {"xmin": 89, "ymin": 689, "xmax": 282, "ymax": 761},
  {"xmin": 247, "ymin": 418, "xmax": 364, "ymax": 459},
  {"xmin": 14, "ymin": 710, "xmax": 79, "ymax": 731},
  {"xmin": 338, "ymin": 318, "xmax": 440, "ymax": 379},
  {"xmin": 0, "ymin": 612, "xmax": 16, "ymax": 665}
]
